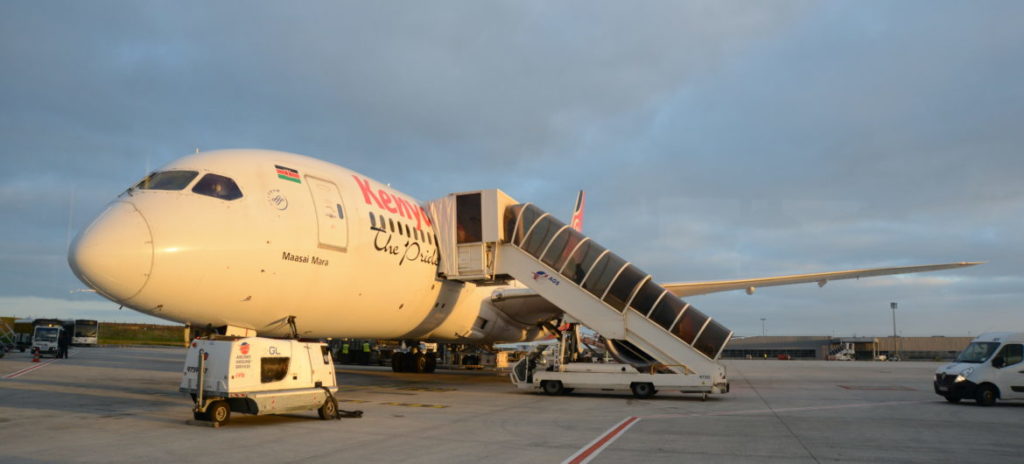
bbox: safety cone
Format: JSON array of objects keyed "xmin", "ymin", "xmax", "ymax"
[{"xmin": 32, "ymin": 348, "xmax": 40, "ymax": 363}]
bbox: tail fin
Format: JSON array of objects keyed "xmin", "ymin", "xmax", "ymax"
[{"xmin": 570, "ymin": 190, "xmax": 585, "ymax": 232}]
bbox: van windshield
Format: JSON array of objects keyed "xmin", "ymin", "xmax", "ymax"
[
  {"xmin": 34, "ymin": 327, "xmax": 59, "ymax": 343},
  {"xmin": 954, "ymin": 342, "xmax": 1000, "ymax": 363}
]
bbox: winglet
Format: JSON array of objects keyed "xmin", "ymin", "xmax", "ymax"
[{"xmin": 570, "ymin": 190, "xmax": 585, "ymax": 232}]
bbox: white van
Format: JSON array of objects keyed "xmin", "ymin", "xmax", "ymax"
[
  {"xmin": 934, "ymin": 332, "xmax": 1024, "ymax": 406},
  {"xmin": 180, "ymin": 337, "xmax": 340, "ymax": 424}
]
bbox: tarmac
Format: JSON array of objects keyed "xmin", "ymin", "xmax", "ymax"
[{"xmin": 1, "ymin": 347, "xmax": 1022, "ymax": 463}]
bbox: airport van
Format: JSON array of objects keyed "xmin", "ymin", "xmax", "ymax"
[
  {"xmin": 31, "ymin": 326, "xmax": 64, "ymax": 357},
  {"xmin": 934, "ymin": 332, "xmax": 1024, "ymax": 406},
  {"xmin": 179, "ymin": 336, "xmax": 340, "ymax": 424}
]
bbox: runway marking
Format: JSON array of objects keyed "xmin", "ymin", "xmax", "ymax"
[
  {"xmin": 564, "ymin": 400, "xmax": 927, "ymax": 463},
  {"xmin": 1, "ymin": 350, "xmax": 75, "ymax": 380},
  {"xmin": 380, "ymin": 401, "xmax": 449, "ymax": 408},
  {"xmin": 641, "ymin": 399, "xmax": 928, "ymax": 420},
  {"xmin": 2, "ymin": 359, "xmax": 60, "ymax": 379},
  {"xmin": 562, "ymin": 416, "xmax": 640, "ymax": 464},
  {"xmin": 838, "ymin": 384, "xmax": 916, "ymax": 391}
]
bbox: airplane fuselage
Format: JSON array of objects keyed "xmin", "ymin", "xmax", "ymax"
[{"xmin": 69, "ymin": 149, "xmax": 551, "ymax": 342}]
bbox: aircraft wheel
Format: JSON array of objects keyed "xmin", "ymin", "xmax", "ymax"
[
  {"xmin": 541, "ymin": 380, "xmax": 564, "ymax": 395},
  {"xmin": 944, "ymin": 394, "xmax": 962, "ymax": 404},
  {"xmin": 975, "ymin": 384, "xmax": 998, "ymax": 406},
  {"xmin": 424, "ymin": 353, "xmax": 437, "ymax": 373},
  {"xmin": 208, "ymin": 401, "xmax": 231, "ymax": 425},
  {"xmin": 318, "ymin": 398, "xmax": 337, "ymax": 420},
  {"xmin": 631, "ymin": 382, "xmax": 655, "ymax": 399},
  {"xmin": 391, "ymin": 352, "xmax": 405, "ymax": 372},
  {"xmin": 413, "ymin": 353, "xmax": 427, "ymax": 373}
]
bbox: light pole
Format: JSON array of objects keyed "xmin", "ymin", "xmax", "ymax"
[
  {"xmin": 761, "ymin": 318, "xmax": 766, "ymax": 337},
  {"xmin": 890, "ymin": 302, "xmax": 898, "ymax": 360}
]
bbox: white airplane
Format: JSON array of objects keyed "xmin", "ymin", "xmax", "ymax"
[{"xmin": 67, "ymin": 149, "xmax": 978, "ymax": 369}]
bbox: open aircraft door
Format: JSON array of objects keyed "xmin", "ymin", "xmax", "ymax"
[{"xmin": 306, "ymin": 175, "xmax": 348, "ymax": 252}]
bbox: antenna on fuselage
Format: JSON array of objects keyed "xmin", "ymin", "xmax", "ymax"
[{"xmin": 287, "ymin": 316, "xmax": 298, "ymax": 339}]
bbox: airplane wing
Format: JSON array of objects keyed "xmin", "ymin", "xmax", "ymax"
[{"xmin": 663, "ymin": 262, "xmax": 982, "ymax": 298}]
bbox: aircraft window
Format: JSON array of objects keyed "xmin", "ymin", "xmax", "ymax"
[
  {"xmin": 672, "ymin": 305, "xmax": 709, "ymax": 345},
  {"xmin": 629, "ymin": 279, "xmax": 665, "ymax": 316},
  {"xmin": 603, "ymin": 264, "xmax": 646, "ymax": 311},
  {"xmin": 559, "ymin": 239, "xmax": 605, "ymax": 284},
  {"xmin": 260, "ymin": 357, "xmax": 290, "ymax": 383},
  {"xmin": 135, "ymin": 170, "xmax": 199, "ymax": 191},
  {"xmin": 541, "ymin": 228, "xmax": 580, "ymax": 269},
  {"xmin": 693, "ymin": 319, "xmax": 731, "ymax": 359},
  {"xmin": 456, "ymin": 193, "xmax": 483, "ymax": 243},
  {"xmin": 369, "ymin": 212, "xmax": 379, "ymax": 230},
  {"xmin": 405, "ymin": 224, "xmax": 411, "ymax": 238},
  {"xmin": 389, "ymin": 218, "xmax": 395, "ymax": 233},
  {"xmin": 649, "ymin": 295, "xmax": 685, "ymax": 330},
  {"xmin": 192, "ymin": 173, "xmax": 243, "ymax": 201},
  {"xmin": 512, "ymin": 204, "xmax": 544, "ymax": 246},
  {"xmin": 582, "ymin": 252, "xmax": 627, "ymax": 301},
  {"xmin": 336, "ymin": 204, "xmax": 344, "ymax": 219},
  {"xmin": 522, "ymin": 215, "xmax": 565, "ymax": 258}
]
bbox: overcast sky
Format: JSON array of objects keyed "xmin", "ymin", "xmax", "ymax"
[{"xmin": 2, "ymin": 1, "xmax": 1021, "ymax": 337}]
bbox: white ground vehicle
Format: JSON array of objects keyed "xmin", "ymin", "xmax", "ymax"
[
  {"xmin": 510, "ymin": 325, "xmax": 729, "ymax": 400},
  {"xmin": 934, "ymin": 332, "xmax": 1024, "ymax": 406},
  {"xmin": 31, "ymin": 326, "xmax": 63, "ymax": 357},
  {"xmin": 180, "ymin": 336, "xmax": 343, "ymax": 424}
]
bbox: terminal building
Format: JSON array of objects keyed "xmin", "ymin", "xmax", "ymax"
[{"xmin": 721, "ymin": 336, "xmax": 973, "ymax": 361}]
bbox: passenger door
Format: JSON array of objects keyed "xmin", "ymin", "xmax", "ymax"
[
  {"xmin": 305, "ymin": 175, "xmax": 348, "ymax": 252},
  {"xmin": 992, "ymin": 343, "xmax": 1024, "ymax": 399}
]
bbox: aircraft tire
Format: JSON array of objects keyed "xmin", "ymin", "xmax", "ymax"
[
  {"xmin": 392, "ymin": 352, "xmax": 405, "ymax": 372},
  {"xmin": 424, "ymin": 353, "xmax": 436, "ymax": 373},
  {"xmin": 413, "ymin": 353, "xmax": 426, "ymax": 373}
]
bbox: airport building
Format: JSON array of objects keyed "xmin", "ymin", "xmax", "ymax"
[{"xmin": 721, "ymin": 335, "xmax": 973, "ymax": 361}]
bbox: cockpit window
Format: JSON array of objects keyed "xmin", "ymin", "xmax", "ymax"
[
  {"xmin": 192, "ymin": 174, "xmax": 243, "ymax": 201},
  {"xmin": 135, "ymin": 171, "xmax": 199, "ymax": 191}
]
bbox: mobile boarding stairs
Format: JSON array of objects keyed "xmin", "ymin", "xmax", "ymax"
[{"xmin": 428, "ymin": 190, "xmax": 732, "ymax": 398}]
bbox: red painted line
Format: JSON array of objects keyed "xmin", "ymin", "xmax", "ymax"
[
  {"xmin": 563, "ymin": 416, "xmax": 640, "ymax": 464},
  {"xmin": 2, "ymin": 350, "xmax": 75, "ymax": 380},
  {"xmin": 3, "ymin": 359, "xmax": 58, "ymax": 379},
  {"xmin": 642, "ymin": 400, "xmax": 928, "ymax": 420}
]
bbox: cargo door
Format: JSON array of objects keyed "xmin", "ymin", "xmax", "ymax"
[{"xmin": 306, "ymin": 175, "xmax": 348, "ymax": 252}]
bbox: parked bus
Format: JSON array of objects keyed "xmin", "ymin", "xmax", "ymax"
[{"xmin": 73, "ymin": 319, "xmax": 99, "ymax": 346}]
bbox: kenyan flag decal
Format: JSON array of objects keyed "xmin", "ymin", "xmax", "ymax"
[{"xmin": 275, "ymin": 165, "xmax": 301, "ymax": 183}]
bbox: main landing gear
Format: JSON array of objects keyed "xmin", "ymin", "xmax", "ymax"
[{"xmin": 391, "ymin": 349, "xmax": 437, "ymax": 373}]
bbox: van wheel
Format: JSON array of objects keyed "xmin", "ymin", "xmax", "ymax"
[
  {"xmin": 975, "ymin": 384, "xmax": 998, "ymax": 406},
  {"xmin": 631, "ymin": 382, "xmax": 655, "ymax": 399},
  {"xmin": 318, "ymin": 398, "xmax": 337, "ymax": 420},
  {"xmin": 541, "ymin": 380, "xmax": 564, "ymax": 395},
  {"xmin": 208, "ymin": 401, "xmax": 230, "ymax": 424},
  {"xmin": 944, "ymin": 394, "xmax": 961, "ymax": 404}
]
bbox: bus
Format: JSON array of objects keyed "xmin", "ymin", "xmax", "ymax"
[{"xmin": 73, "ymin": 319, "xmax": 99, "ymax": 346}]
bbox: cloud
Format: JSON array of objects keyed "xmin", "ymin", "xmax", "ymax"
[{"xmin": 0, "ymin": 1, "xmax": 1021, "ymax": 337}]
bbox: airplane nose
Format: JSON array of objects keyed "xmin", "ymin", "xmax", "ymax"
[{"xmin": 68, "ymin": 201, "xmax": 153, "ymax": 302}]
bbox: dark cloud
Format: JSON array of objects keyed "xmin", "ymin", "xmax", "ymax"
[{"xmin": 1, "ymin": 1, "xmax": 1020, "ymax": 333}]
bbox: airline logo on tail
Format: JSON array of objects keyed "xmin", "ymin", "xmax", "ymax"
[{"xmin": 570, "ymin": 190, "xmax": 585, "ymax": 232}]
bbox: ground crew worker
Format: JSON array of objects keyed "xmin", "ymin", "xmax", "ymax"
[
  {"xmin": 341, "ymin": 342, "xmax": 349, "ymax": 364},
  {"xmin": 362, "ymin": 341, "xmax": 371, "ymax": 365},
  {"xmin": 57, "ymin": 329, "xmax": 69, "ymax": 359}
]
